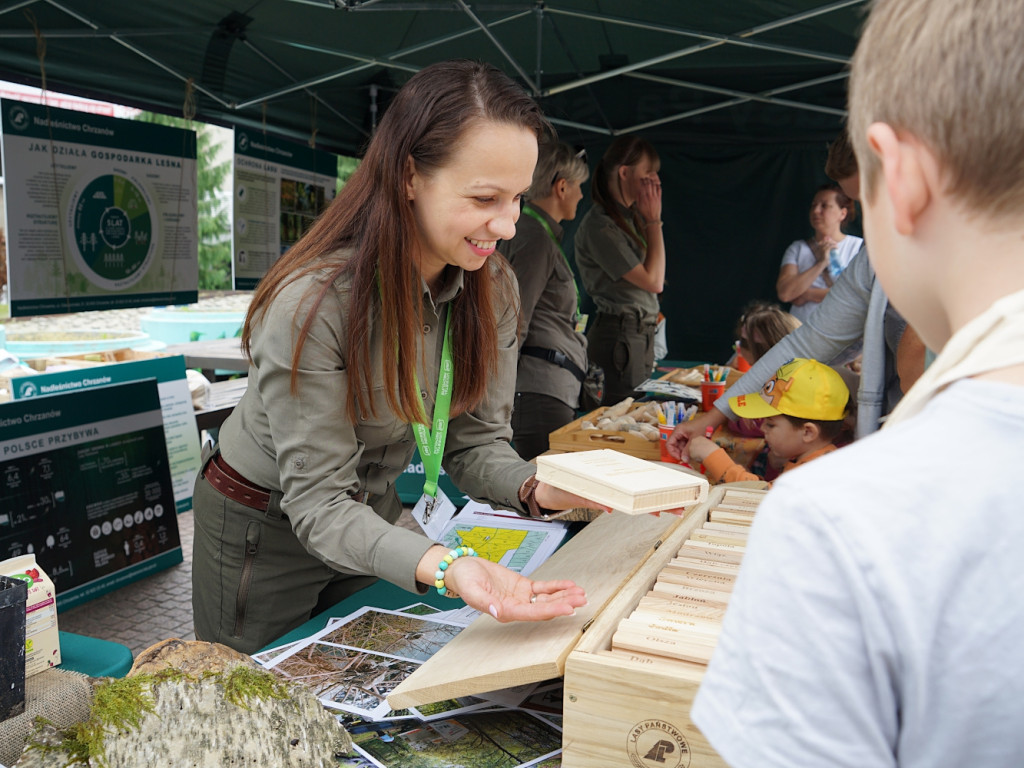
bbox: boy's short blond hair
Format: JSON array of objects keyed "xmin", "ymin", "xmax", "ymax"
[{"xmin": 849, "ymin": 0, "xmax": 1024, "ymax": 220}]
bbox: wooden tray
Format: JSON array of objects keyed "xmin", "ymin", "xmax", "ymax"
[{"xmin": 548, "ymin": 404, "xmax": 661, "ymax": 461}]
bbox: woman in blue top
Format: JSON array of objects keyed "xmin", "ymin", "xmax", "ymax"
[{"xmin": 776, "ymin": 183, "xmax": 863, "ymax": 323}]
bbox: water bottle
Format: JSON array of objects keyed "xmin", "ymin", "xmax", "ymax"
[{"xmin": 828, "ymin": 246, "xmax": 842, "ymax": 279}]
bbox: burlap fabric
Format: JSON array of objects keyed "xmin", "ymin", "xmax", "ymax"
[{"xmin": 0, "ymin": 668, "xmax": 92, "ymax": 766}]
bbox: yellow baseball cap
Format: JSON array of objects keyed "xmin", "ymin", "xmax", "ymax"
[{"xmin": 729, "ymin": 358, "xmax": 849, "ymax": 420}]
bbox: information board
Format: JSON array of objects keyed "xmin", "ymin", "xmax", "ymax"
[
  {"xmin": 0, "ymin": 379, "xmax": 182, "ymax": 609},
  {"xmin": 232, "ymin": 128, "xmax": 337, "ymax": 290},
  {"xmin": 10, "ymin": 356, "xmax": 203, "ymax": 514},
  {"xmin": 0, "ymin": 99, "xmax": 198, "ymax": 316}
]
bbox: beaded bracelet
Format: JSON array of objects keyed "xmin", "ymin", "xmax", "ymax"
[{"xmin": 434, "ymin": 546, "xmax": 478, "ymax": 597}]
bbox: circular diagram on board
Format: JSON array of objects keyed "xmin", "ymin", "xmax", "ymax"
[{"xmin": 67, "ymin": 173, "xmax": 157, "ymax": 290}]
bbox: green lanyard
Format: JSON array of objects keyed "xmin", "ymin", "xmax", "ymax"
[
  {"xmin": 521, "ymin": 205, "xmax": 582, "ymax": 318},
  {"xmin": 410, "ymin": 308, "xmax": 453, "ymax": 500}
]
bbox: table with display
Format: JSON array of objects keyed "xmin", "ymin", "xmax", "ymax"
[
  {"xmin": 262, "ymin": 581, "xmax": 460, "ymax": 653},
  {"xmin": 163, "ymin": 338, "xmax": 250, "ymax": 431},
  {"xmin": 164, "ymin": 337, "xmax": 248, "ymax": 380},
  {"xmin": 651, "ymin": 359, "xmax": 766, "ymax": 477}
]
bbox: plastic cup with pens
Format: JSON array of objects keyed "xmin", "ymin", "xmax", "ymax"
[
  {"xmin": 658, "ymin": 423, "xmax": 680, "ymax": 464},
  {"xmin": 701, "ymin": 381, "xmax": 725, "ymax": 411},
  {"xmin": 701, "ymin": 365, "xmax": 729, "ymax": 411},
  {"xmin": 657, "ymin": 401, "xmax": 698, "ymax": 465}
]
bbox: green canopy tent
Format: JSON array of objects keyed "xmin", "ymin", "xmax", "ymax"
[{"xmin": 0, "ymin": 0, "xmax": 867, "ymax": 360}]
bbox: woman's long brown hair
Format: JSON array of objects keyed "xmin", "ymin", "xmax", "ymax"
[
  {"xmin": 242, "ymin": 60, "xmax": 550, "ymax": 424},
  {"xmin": 591, "ymin": 135, "xmax": 659, "ymax": 250}
]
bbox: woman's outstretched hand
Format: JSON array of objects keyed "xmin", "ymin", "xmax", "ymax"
[
  {"xmin": 417, "ymin": 545, "xmax": 587, "ymax": 622},
  {"xmin": 450, "ymin": 555, "xmax": 587, "ymax": 621}
]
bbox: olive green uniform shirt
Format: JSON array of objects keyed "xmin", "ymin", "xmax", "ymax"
[
  {"xmin": 574, "ymin": 201, "xmax": 659, "ymax": 321},
  {"xmin": 499, "ymin": 205, "xmax": 587, "ymax": 409},
  {"xmin": 219, "ymin": 255, "xmax": 536, "ymax": 594}
]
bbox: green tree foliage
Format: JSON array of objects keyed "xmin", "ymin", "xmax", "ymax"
[
  {"xmin": 337, "ymin": 154, "xmax": 360, "ymax": 193},
  {"xmin": 135, "ymin": 111, "xmax": 232, "ymax": 289}
]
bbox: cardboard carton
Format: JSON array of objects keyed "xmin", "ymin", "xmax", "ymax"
[{"xmin": 0, "ymin": 555, "xmax": 61, "ymax": 676}]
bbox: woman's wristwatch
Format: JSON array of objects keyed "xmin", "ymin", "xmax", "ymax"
[{"xmin": 519, "ymin": 475, "xmax": 556, "ymax": 520}]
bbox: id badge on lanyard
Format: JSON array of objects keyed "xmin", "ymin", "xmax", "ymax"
[{"xmin": 409, "ymin": 309, "xmax": 459, "ymax": 539}]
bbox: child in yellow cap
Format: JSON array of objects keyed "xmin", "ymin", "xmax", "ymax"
[{"xmin": 685, "ymin": 358, "xmax": 849, "ymax": 484}]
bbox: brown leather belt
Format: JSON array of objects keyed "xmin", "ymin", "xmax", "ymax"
[{"xmin": 203, "ymin": 453, "xmax": 272, "ymax": 512}]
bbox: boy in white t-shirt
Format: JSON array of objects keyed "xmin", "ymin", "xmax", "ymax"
[{"xmin": 691, "ymin": 1, "xmax": 1024, "ymax": 766}]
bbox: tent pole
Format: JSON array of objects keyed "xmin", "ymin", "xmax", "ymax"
[
  {"xmin": 42, "ymin": 0, "xmax": 233, "ymax": 109},
  {"xmin": 543, "ymin": 0, "xmax": 864, "ymax": 98},
  {"xmin": 621, "ymin": 72, "xmax": 850, "ymax": 133},
  {"xmin": 454, "ymin": 0, "xmax": 538, "ymax": 95},
  {"xmin": 626, "ymin": 72, "xmax": 848, "ymax": 118},
  {"xmin": 241, "ymin": 39, "xmax": 369, "ymax": 138},
  {"xmin": 244, "ymin": 11, "xmax": 528, "ymax": 108}
]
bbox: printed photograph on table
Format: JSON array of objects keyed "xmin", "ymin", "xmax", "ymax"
[
  {"xmin": 270, "ymin": 642, "xmax": 421, "ymax": 720},
  {"xmin": 318, "ymin": 607, "xmax": 464, "ymax": 662},
  {"xmin": 395, "ymin": 602, "xmax": 443, "ymax": 616},
  {"xmin": 350, "ymin": 709, "xmax": 562, "ymax": 768},
  {"xmin": 250, "ymin": 638, "xmax": 304, "ymax": 665},
  {"xmin": 415, "ymin": 695, "xmax": 496, "ymax": 721},
  {"xmin": 260, "ymin": 606, "xmax": 467, "ymax": 720},
  {"xmin": 518, "ymin": 683, "xmax": 563, "ymax": 716}
]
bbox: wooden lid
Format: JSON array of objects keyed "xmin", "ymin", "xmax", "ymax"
[{"xmin": 387, "ymin": 511, "xmax": 681, "ymax": 709}]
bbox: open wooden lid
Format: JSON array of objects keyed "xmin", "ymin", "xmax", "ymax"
[{"xmin": 387, "ymin": 510, "xmax": 681, "ymax": 709}]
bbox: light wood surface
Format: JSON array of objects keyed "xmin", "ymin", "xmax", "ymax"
[
  {"xmin": 674, "ymin": 545, "xmax": 744, "ymax": 565},
  {"xmin": 684, "ymin": 532, "xmax": 749, "ymax": 548},
  {"xmin": 561, "ymin": 485, "xmax": 768, "ymax": 768},
  {"xmin": 720, "ymin": 487, "xmax": 767, "ymax": 505},
  {"xmin": 593, "ymin": 648, "xmax": 707, "ymax": 678},
  {"xmin": 702, "ymin": 521, "xmax": 751, "ymax": 534},
  {"xmin": 650, "ymin": 582, "xmax": 732, "ymax": 605},
  {"xmin": 612, "ymin": 626, "xmax": 718, "ymax": 663},
  {"xmin": 637, "ymin": 594, "xmax": 728, "ymax": 621},
  {"xmin": 656, "ymin": 569, "xmax": 736, "ymax": 592},
  {"xmin": 682, "ymin": 538, "xmax": 746, "ymax": 552},
  {"xmin": 659, "ymin": 557, "xmax": 741, "ymax": 573},
  {"xmin": 562, "ymin": 649, "xmax": 719, "ymax": 766},
  {"xmin": 696, "ymin": 525, "xmax": 749, "ymax": 541},
  {"xmin": 386, "ymin": 510, "xmax": 680, "ymax": 709},
  {"xmin": 708, "ymin": 509, "xmax": 756, "ymax": 525},
  {"xmin": 536, "ymin": 449, "xmax": 708, "ymax": 514},
  {"xmin": 627, "ymin": 610, "xmax": 722, "ymax": 636}
]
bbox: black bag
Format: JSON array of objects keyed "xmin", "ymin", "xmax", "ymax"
[{"xmin": 580, "ymin": 362, "xmax": 605, "ymax": 412}]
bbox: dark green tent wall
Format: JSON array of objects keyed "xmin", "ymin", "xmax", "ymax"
[{"xmin": 0, "ymin": 1, "xmax": 867, "ymax": 359}]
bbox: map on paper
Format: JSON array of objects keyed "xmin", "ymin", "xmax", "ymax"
[
  {"xmin": 443, "ymin": 526, "xmax": 538, "ymax": 573},
  {"xmin": 439, "ymin": 502, "xmax": 568, "ymax": 577}
]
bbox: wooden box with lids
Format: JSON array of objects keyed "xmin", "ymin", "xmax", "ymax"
[{"xmin": 388, "ymin": 484, "xmax": 768, "ymax": 768}]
